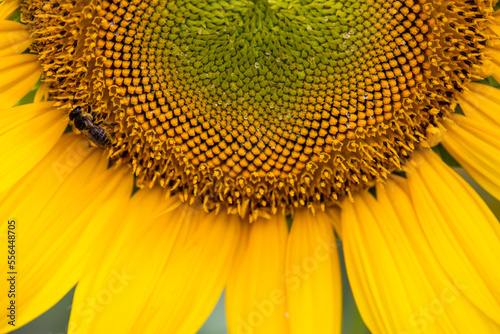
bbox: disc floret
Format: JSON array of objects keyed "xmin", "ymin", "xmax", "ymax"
[{"xmin": 22, "ymin": 0, "xmax": 494, "ymax": 219}]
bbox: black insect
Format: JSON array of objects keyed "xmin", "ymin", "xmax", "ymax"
[{"xmin": 69, "ymin": 106, "xmax": 113, "ymax": 148}]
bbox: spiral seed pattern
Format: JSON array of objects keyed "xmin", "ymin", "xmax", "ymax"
[{"xmin": 23, "ymin": 0, "xmax": 493, "ymax": 219}]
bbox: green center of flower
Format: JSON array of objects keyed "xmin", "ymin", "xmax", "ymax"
[
  {"xmin": 140, "ymin": 0, "xmax": 402, "ymax": 176},
  {"xmin": 22, "ymin": 0, "xmax": 492, "ymax": 219}
]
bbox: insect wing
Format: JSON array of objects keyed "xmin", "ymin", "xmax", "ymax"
[{"xmin": 84, "ymin": 125, "xmax": 111, "ymax": 148}]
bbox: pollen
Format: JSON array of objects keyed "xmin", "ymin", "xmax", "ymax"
[{"xmin": 22, "ymin": 0, "xmax": 494, "ymax": 219}]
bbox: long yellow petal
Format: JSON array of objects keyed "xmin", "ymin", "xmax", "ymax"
[
  {"xmin": 482, "ymin": 41, "xmax": 500, "ymax": 83},
  {"xmin": 0, "ymin": 102, "xmax": 68, "ymax": 193},
  {"xmin": 457, "ymin": 82, "xmax": 500, "ymax": 128},
  {"xmin": 68, "ymin": 189, "xmax": 184, "ymax": 333},
  {"xmin": 285, "ymin": 210, "xmax": 342, "ymax": 334},
  {"xmin": 0, "ymin": 134, "xmax": 133, "ymax": 331},
  {"xmin": 407, "ymin": 150, "xmax": 500, "ymax": 325},
  {"xmin": 491, "ymin": 11, "xmax": 500, "ymax": 38},
  {"xmin": 69, "ymin": 196, "xmax": 242, "ymax": 334},
  {"xmin": 34, "ymin": 82, "xmax": 50, "ymax": 103},
  {"xmin": 328, "ymin": 206, "xmax": 342, "ymax": 238},
  {"xmin": 226, "ymin": 215, "xmax": 290, "ymax": 334},
  {"xmin": 442, "ymin": 116, "xmax": 500, "ymax": 200},
  {"xmin": 0, "ymin": 20, "xmax": 31, "ymax": 56},
  {"xmin": 0, "ymin": 1, "xmax": 21, "ymax": 20},
  {"xmin": 0, "ymin": 54, "xmax": 42, "ymax": 109},
  {"xmin": 342, "ymin": 177, "xmax": 500, "ymax": 333},
  {"xmin": 136, "ymin": 210, "xmax": 242, "ymax": 333}
]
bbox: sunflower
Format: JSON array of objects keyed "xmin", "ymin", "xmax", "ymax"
[{"xmin": 1, "ymin": 0, "xmax": 500, "ymax": 332}]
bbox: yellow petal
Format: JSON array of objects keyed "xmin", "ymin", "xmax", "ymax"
[
  {"xmin": 328, "ymin": 206, "xmax": 342, "ymax": 238},
  {"xmin": 457, "ymin": 82, "xmax": 500, "ymax": 128},
  {"xmin": 0, "ymin": 54, "xmax": 42, "ymax": 109},
  {"xmin": 0, "ymin": 134, "xmax": 133, "ymax": 331},
  {"xmin": 69, "ymin": 196, "xmax": 242, "ymax": 334},
  {"xmin": 342, "ymin": 177, "xmax": 500, "ymax": 334},
  {"xmin": 226, "ymin": 215, "xmax": 290, "ymax": 334},
  {"xmin": 407, "ymin": 149, "xmax": 500, "ymax": 325},
  {"xmin": 0, "ymin": 1, "xmax": 21, "ymax": 20},
  {"xmin": 0, "ymin": 20, "xmax": 31, "ymax": 56},
  {"xmin": 442, "ymin": 115, "xmax": 500, "ymax": 200},
  {"xmin": 34, "ymin": 82, "xmax": 50, "ymax": 103},
  {"xmin": 490, "ymin": 10, "xmax": 500, "ymax": 39},
  {"xmin": 136, "ymin": 211, "xmax": 242, "ymax": 333},
  {"xmin": 68, "ymin": 190, "xmax": 184, "ymax": 333},
  {"xmin": 285, "ymin": 209, "xmax": 342, "ymax": 334},
  {"xmin": 482, "ymin": 41, "xmax": 500, "ymax": 83},
  {"xmin": 0, "ymin": 102, "xmax": 68, "ymax": 193}
]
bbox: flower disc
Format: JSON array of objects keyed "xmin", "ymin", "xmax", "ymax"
[{"xmin": 22, "ymin": 0, "xmax": 493, "ymax": 218}]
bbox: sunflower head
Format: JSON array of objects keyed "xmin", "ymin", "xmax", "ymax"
[{"xmin": 22, "ymin": 0, "xmax": 494, "ymax": 219}]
